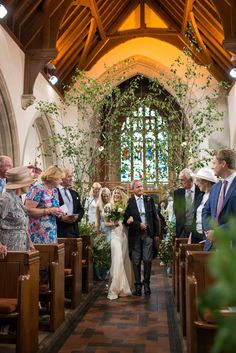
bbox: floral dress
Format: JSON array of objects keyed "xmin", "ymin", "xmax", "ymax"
[
  {"xmin": 26, "ymin": 183, "xmax": 59, "ymax": 244},
  {"xmin": 0, "ymin": 190, "xmax": 30, "ymax": 250}
]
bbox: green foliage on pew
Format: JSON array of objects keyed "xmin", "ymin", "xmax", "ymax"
[
  {"xmin": 80, "ymin": 223, "xmax": 110, "ymax": 268},
  {"xmin": 199, "ymin": 220, "xmax": 236, "ymax": 353}
]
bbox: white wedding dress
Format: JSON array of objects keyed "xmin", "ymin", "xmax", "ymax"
[{"xmin": 107, "ymin": 222, "xmax": 134, "ymax": 300}]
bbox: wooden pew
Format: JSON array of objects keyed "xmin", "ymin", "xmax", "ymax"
[
  {"xmin": 80, "ymin": 236, "xmax": 93, "ymax": 293},
  {"xmin": 0, "ymin": 251, "xmax": 39, "ymax": 353},
  {"xmin": 179, "ymin": 243, "xmax": 204, "ymax": 336},
  {"xmin": 34, "ymin": 243, "xmax": 65, "ymax": 332},
  {"xmin": 186, "ymin": 251, "xmax": 216, "ymax": 353},
  {"xmin": 172, "ymin": 237, "xmax": 188, "ymax": 311},
  {"xmin": 58, "ymin": 237, "xmax": 82, "ymax": 308}
]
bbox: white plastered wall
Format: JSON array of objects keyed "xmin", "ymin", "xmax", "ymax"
[{"xmin": 0, "ymin": 25, "xmax": 60, "ymax": 166}]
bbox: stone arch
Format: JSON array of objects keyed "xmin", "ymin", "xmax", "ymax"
[
  {"xmin": 98, "ymin": 55, "xmax": 186, "ymax": 100},
  {"xmin": 22, "ymin": 114, "xmax": 56, "ymax": 170},
  {"xmin": 0, "ymin": 70, "xmax": 20, "ymax": 164}
]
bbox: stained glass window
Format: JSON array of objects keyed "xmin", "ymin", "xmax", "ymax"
[{"xmin": 121, "ymin": 107, "xmax": 168, "ymax": 183}]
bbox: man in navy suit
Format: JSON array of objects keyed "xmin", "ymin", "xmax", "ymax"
[
  {"xmin": 124, "ymin": 180, "xmax": 159, "ymax": 296},
  {"xmin": 173, "ymin": 168, "xmax": 201, "ymax": 237},
  {"xmin": 57, "ymin": 169, "xmax": 84, "ymax": 237},
  {"xmin": 202, "ymin": 148, "xmax": 236, "ymax": 251}
]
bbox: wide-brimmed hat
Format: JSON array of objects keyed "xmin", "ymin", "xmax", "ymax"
[
  {"xmin": 6, "ymin": 166, "xmax": 34, "ymax": 189},
  {"xmin": 191, "ymin": 167, "xmax": 218, "ymax": 183}
]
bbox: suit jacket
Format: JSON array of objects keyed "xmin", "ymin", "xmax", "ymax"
[
  {"xmin": 173, "ymin": 185, "xmax": 201, "ymax": 237},
  {"xmin": 123, "ymin": 195, "xmax": 159, "ymax": 252},
  {"xmin": 57, "ymin": 188, "xmax": 84, "ymax": 237},
  {"xmin": 202, "ymin": 176, "xmax": 236, "ymax": 236}
]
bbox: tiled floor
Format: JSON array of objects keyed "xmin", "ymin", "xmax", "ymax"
[{"xmin": 51, "ymin": 260, "xmax": 184, "ymax": 353}]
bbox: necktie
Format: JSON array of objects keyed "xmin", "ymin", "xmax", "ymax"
[
  {"xmin": 185, "ymin": 190, "xmax": 193, "ymax": 211},
  {"xmin": 0, "ymin": 179, "xmax": 5, "ymax": 194},
  {"xmin": 64, "ymin": 188, "xmax": 71, "ymax": 201},
  {"xmin": 216, "ymin": 180, "xmax": 228, "ymax": 221}
]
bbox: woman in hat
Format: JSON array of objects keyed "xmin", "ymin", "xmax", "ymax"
[
  {"xmin": 0, "ymin": 166, "xmax": 35, "ymax": 258},
  {"xmin": 25, "ymin": 165, "xmax": 64, "ymax": 244},
  {"xmin": 188, "ymin": 167, "xmax": 218, "ymax": 244}
]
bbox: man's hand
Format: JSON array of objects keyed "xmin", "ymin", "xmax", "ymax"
[
  {"xmin": 140, "ymin": 223, "xmax": 147, "ymax": 231},
  {"xmin": 206, "ymin": 230, "xmax": 214, "ymax": 242},
  {"xmin": 61, "ymin": 215, "xmax": 78, "ymax": 223},
  {"xmin": 0, "ymin": 243, "xmax": 7, "ymax": 258},
  {"xmin": 127, "ymin": 216, "xmax": 134, "ymax": 225}
]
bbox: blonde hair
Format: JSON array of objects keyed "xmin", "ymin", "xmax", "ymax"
[
  {"xmin": 89, "ymin": 182, "xmax": 102, "ymax": 197},
  {"xmin": 111, "ymin": 186, "xmax": 128, "ymax": 208},
  {"xmin": 97, "ymin": 187, "xmax": 111, "ymax": 211},
  {"xmin": 41, "ymin": 165, "xmax": 64, "ymax": 183}
]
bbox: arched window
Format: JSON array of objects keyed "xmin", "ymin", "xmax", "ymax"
[{"xmin": 121, "ymin": 106, "xmax": 168, "ymax": 183}]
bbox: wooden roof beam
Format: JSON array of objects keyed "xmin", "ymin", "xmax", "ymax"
[
  {"xmin": 88, "ymin": 0, "xmax": 106, "ymax": 41},
  {"xmin": 140, "ymin": 0, "xmax": 146, "ymax": 29},
  {"xmin": 145, "ymin": 0, "xmax": 179, "ymax": 30},
  {"xmin": 107, "ymin": 0, "xmax": 139, "ymax": 34},
  {"xmin": 181, "ymin": 0, "xmax": 193, "ymax": 34},
  {"xmin": 109, "ymin": 28, "xmax": 179, "ymax": 40},
  {"xmin": 189, "ymin": 11, "xmax": 213, "ymax": 65},
  {"xmin": 79, "ymin": 17, "xmax": 97, "ymax": 67}
]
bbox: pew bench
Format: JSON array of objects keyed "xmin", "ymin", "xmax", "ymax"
[
  {"xmin": 0, "ymin": 251, "xmax": 39, "ymax": 353},
  {"xmin": 179, "ymin": 243, "xmax": 204, "ymax": 336},
  {"xmin": 185, "ymin": 251, "xmax": 217, "ymax": 353},
  {"xmin": 34, "ymin": 243, "xmax": 65, "ymax": 332},
  {"xmin": 58, "ymin": 237, "xmax": 82, "ymax": 308},
  {"xmin": 172, "ymin": 237, "xmax": 188, "ymax": 311},
  {"xmin": 80, "ymin": 236, "xmax": 93, "ymax": 293}
]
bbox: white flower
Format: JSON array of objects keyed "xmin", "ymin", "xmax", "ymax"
[
  {"xmin": 118, "ymin": 207, "xmax": 123, "ymax": 213},
  {"xmin": 98, "ymin": 146, "xmax": 104, "ymax": 152}
]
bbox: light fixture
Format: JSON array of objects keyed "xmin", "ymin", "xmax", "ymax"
[
  {"xmin": 230, "ymin": 56, "xmax": 236, "ymax": 78},
  {"xmin": 0, "ymin": 4, "xmax": 7, "ymax": 18},
  {"xmin": 49, "ymin": 75, "xmax": 58, "ymax": 85},
  {"xmin": 44, "ymin": 62, "xmax": 58, "ymax": 85},
  {"xmin": 230, "ymin": 68, "xmax": 236, "ymax": 79}
]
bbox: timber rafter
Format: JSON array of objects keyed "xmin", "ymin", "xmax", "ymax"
[{"xmin": 1, "ymin": 0, "xmax": 235, "ymax": 100}]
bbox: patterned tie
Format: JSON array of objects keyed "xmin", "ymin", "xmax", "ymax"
[{"xmin": 216, "ymin": 180, "xmax": 228, "ymax": 221}]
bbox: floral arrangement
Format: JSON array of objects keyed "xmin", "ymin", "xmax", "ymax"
[
  {"xmin": 104, "ymin": 202, "xmax": 125, "ymax": 222},
  {"xmin": 158, "ymin": 220, "xmax": 175, "ymax": 266}
]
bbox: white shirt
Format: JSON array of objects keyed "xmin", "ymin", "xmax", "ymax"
[{"xmin": 135, "ymin": 195, "xmax": 146, "ymax": 224}]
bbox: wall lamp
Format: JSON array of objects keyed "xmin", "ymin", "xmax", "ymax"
[
  {"xmin": 0, "ymin": 4, "xmax": 7, "ymax": 18},
  {"xmin": 45, "ymin": 62, "xmax": 58, "ymax": 85},
  {"xmin": 230, "ymin": 56, "xmax": 236, "ymax": 79}
]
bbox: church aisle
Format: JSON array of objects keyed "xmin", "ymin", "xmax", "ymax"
[{"xmin": 51, "ymin": 260, "xmax": 183, "ymax": 353}]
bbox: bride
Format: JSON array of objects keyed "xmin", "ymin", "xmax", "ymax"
[{"xmin": 104, "ymin": 186, "xmax": 134, "ymax": 300}]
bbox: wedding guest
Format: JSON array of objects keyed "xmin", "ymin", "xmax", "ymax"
[
  {"xmin": 25, "ymin": 165, "xmax": 64, "ymax": 244},
  {"xmin": 104, "ymin": 186, "xmax": 134, "ymax": 300},
  {"xmin": 0, "ymin": 155, "xmax": 13, "ymax": 195},
  {"xmin": 0, "ymin": 166, "xmax": 34, "ymax": 258},
  {"xmin": 84, "ymin": 182, "xmax": 101, "ymax": 224},
  {"xmin": 173, "ymin": 168, "xmax": 201, "ymax": 237},
  {"xmin": 188, "ymin": 168, "xmax": 217, "ymax": 244},
  {"xmin": 202, "ymin": 148, "xmax": 236, "ymax": 251},
  {"xmin": 57, "ymin": 169, "xmax": 84, "ymax": 237}
]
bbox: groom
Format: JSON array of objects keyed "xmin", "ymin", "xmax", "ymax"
[{"xmin": 124, "ymin": 179, "xmax": 159, "ymax": 296}]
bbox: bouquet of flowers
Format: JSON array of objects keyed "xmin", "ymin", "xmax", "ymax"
[{"xmin": 104, "ymin": 202, "xmax": 125, "ymax": 222}]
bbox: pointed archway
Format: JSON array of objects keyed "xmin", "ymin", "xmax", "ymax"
[{"xmin": 0, "ymin": 70, "xmax": 20, "ymax": 165}]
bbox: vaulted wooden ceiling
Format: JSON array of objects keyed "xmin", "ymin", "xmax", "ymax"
[{"xmin": 1, "ymin": 0, "xmax": 236, "ymax": 97}]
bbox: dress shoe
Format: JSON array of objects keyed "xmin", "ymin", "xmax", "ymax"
[
  {"xmin": 144, "ymin": 283, "xmax": 151, "ymax": 296},
  {"xmin": 134, "ymin": 284, "xmax": 142, "ymax": 296}
]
